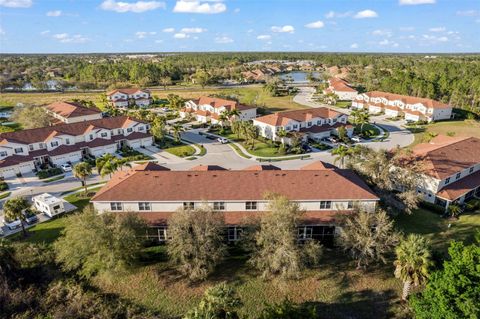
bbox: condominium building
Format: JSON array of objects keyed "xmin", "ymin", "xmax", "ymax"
[
  {"xmin": 352, "ymin": 91, "xmax": 452, "ymax": 122},
  {"xmin": 0, "ymin": 116, "xmax": 153, "ymax": 178},
  {"xmin": 180, "ymin": 96, "xmax": 257, "ymax": 124},
  {"xmin": 253, "ymin": 107, "xmax": 352, "ymax": 144},
  {"xmin": 45, "ymin": 101, "xmax": 103, "ymax": 124},
  {"xmin": 106, "ymin": 88, "xmax": 151, "ymax": 108},
  {"xmin": 91, "ymin": 161, "xmax": 379, "ymax": 244},
  {"xmin": 323, "ymin": 78, "xmax": 358, "ymax": 100}
]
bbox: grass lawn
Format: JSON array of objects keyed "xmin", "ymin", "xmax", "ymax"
[
  {"xmin": 0, "ymin": 191, "xmax": 11, "ymax": 200},
  {"xmin": 408, "ymin": 119, "xmax": 480, "ymax": 146},
  {"xmin": 353, "ymin": 123, "xmax": 381, "ymax": 139},
  {"xmin": 42, "ymin": 175, "xmax": 65, "ymax": 183},
  {"xmin": 159, "ymin": 139, "xmax": 196, "ymax": 157},
  {"xmin": 336, "ymin": 101, "xmax": 351, "ymax": 108}
]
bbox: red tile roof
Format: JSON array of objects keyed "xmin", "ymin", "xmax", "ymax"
[
  {"xmin": 107, "ymin": 88, "xmax": 148, "ymax": 96},
  {"xmin": 243, "ymin": 164, "xmax": 281, "ymax": 171},
  {"xmin": 328, "ymin": 78, "xmax": 357, "ymax": 93},
  {"xmin": 254, "ymin": 108, "xmax": 344, "ymax": 126},
  {"xmin": 356, "ymin": 91, "xmax": 450, "ymax": 109},
  {"xmin": 45, "ymin": 102, "xmax": 101, "ymax": 119},
  {"xmin": 299, "ymin": 123, "xmax": 352, "ymax": 134},
  {"xmin": 189, "ymin": 165, "xmax": 227, "ymax": 171}
]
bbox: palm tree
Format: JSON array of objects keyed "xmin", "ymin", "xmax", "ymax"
[
  {"xmin": 95, "ymin": 154, "xmax": 118, "ymax": 178},
  {"xmin": 4, "ymin": 197, "xmax": 30, "ymax": 237},
  {"xmin": 394, "ymin": 234, "xmax": 431, "ymax": 301},
  {"xmin": 116, "ymin": 158, "xmax": 132, "ymax": 171},
  {"xmin": 448, "ymin": 204, "xmax": 462, "ymax": 219},
  {"xmin": 357, "ymin": 110, "xmax": 370, "ymax": 135},
  {"xmin": 171, "ymin": 123, "xmax": 184, "ymax": 144},
  {"xmin": 73, "ymin": 162, "xmax": 92, "ymax": 195},
  {"xmin": 276, "ymin": 128, "xmax": 288, "ymax": 146},
  {"xmin": 227, "ymin": 109, "xmax": 240, "ymax": 123},
  {"xmin": 218, "ymin": 112, "xmax": 229, "ymax": 133},
  {"xmin": 332, "ymin": 145, "xmax": 351, "ymax": 168}
]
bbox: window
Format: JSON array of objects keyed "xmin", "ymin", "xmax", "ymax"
[
  {"xmin": 65, "ymin": 138, "xmax": 70, "ymax": 145},
  {"xmin": 39, "ymin": 143, "xmax": 45, "ymax": 149},
  {"xmin": 469, "ymin": 167, "xmax": 474, "ymax": 173},
  {"xmin": 118, "ymin": 129, "xmax": 123, "ymax": 134},
  {"xmin": 332, "ymin": 118, "xmax": 337, "ymax": 123},
  {"xmin": 307, "ymin": 121, "xmax": 312, "ymax": 126},
  {"xmin": 317, "ymin": 120, "xmax": 321, "ymax": 125},
  {"xmin": 14, "ymin": 148, "xmax": 23, "ymax": 154},
  {"xmin": 101, "ymin": 132, "xmax": 108, "ymax": 138},
  {"xmin": 183, "ymin": 202, "xmax": 194, "ymax": 210},
  {"xmin": 320, "ymin": 201, "xmax": 332, "ymax": 209},
  {"xmin": 29, "ymin": 145, "xmax": 34, "ymax": 151},
  {"xmin": 445, "ymin": 177, "xmax": 451, "ymax": 185},
  {"xmin": 245, "ymin": 201, "xmax": 257, "ymax": 210},
  {"xmin": 158, "ymin": 227, "xmax": 167, "ymax": 241},
  {"xmin": 293, "ymin": 124, "xmax": 298, "ymax": 129},
  {"xmin": 347, "ymin": 201, "xmax": 354, "ymax": 209},
  {"xmin": 127, "ymin": 128, "xmax": 133, "ymax": 133},
  {"xmin": 89, "ymin": 134, "xmax": 94, "ymax": 140},
  {"xmin": 0, "ymin": 151, "xmax": 7, "ymax": 157},
  {"xmin": 51, "ymin": 141, "xmax": 58, "ymax": 147},
  {"xmin": 456, "ymin": 172, "xmax": 461, "ymax": 180},
  {"xmin": 298, "ymin": 226, "xmax": 313, "ymax": 239},
  {"xmin": 110, "ymin": 202, "xmax": 122, "ymax": 211},
  {"xmin": 286, "ymin": 126, "xmax": 291, "ymax": 131},
  {"xmin": 138, "ymin": 126, "xmax": 144, "ymax": 131},
  {"xmin": 138, "ymin": 202, "xmax": 151, "ymax": 211},
  {"xmin": 213, "ymin": 202, "xmax": 225, "ymax": 210}
]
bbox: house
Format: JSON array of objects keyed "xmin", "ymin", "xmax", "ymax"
[
  {"xmin": 32, "ymin": 193, "xmax": 66, "ymax": 218},
  {"xmin": 323, "ymin": 78, "xmax": 358, "ymax": 100},
  {"xmin": 106, "ymin": 88, "xmax": 151, "ymax": 108},
  {"xmin": 352, "ymin": 91, "xmax": 452, "ymax": 122},
  {"xmin": 0, "ymin": 116, "xmax": 153, "ymax": 178},
  {"xmin": 45, "ymin": 101, "xmax": 103, "ymax": 124},
  {"xmin": 91, "ymin": 162, "xmax": 379, "ymax": 244},
  {"xmin": 180, "ymin": 96, "xmax": 257, "ymax": 124},
  {"xmin": 253, "ymin": 107, "xmax": 353, "ymax": 144},
  {"xmin": 401, "ymin": 135, "xmax": 480, "ymax": 210}
]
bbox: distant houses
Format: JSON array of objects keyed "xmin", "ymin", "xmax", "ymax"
[
  {"xmin": 44, "ymin": 101, "xmax": 103, "ymax": 124},
  {"xmin": 352, "ymin": 91, "xmax": 452, "ymax": 122},
  {"xmin": 253, "ymin": 107, "xmax": 352, "ymax": 144},
  {"xmin": 106, "ymin": 88, "xmax": 151, "ymax": 108},
  {"xmin": 323, "ymin": 78, "xmax": 358, "ymax": 100},
  {"xmin": 180, "ymin": 96, "xmax": 257, "ymax": 124}
]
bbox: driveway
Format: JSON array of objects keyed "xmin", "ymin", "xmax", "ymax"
[{"xmin": 293, "ymin": 87, "xmax": 414, "ymax": 150}]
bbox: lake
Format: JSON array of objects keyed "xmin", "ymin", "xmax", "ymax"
[{"xmin": 279, "ymin": 71, "xmax": 322, "ymax": 83}]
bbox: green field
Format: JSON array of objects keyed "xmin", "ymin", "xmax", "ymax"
[
  {"xmin": 159, "ymin": 138, "xmax": 196, "ymax": 157},
  {"xmin": 408, "ymin": 119, "xmax": 480, "ymax": 146}
]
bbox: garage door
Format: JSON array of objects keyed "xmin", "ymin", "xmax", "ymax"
[
  {"xmin": 53, "ymin": 156, "xmax": 67, "ymax": 165},
  {"xmin": 129, "ymin": 141, "xmax": 140, "ymax": 149},
  {"xmin": 68, "ymin": 153, "xmax": 82, "ymax": 163},
  {"xmin": 19, "ymin": 163, "xmax": 33, "ymax": 174},
  {"xmin": 0, "ymin": 167, "xmax": 16, "ymax": 178}
]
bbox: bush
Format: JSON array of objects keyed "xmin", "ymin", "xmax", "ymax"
[
  {"xmin": 259, "ymin": 299, "xmax": 319, "ymax": 319},
  {"xmin": 36, "ymin": 168, "xmax": 63, "ymax": 180},
  {"xmin": 0, "ymin": 181, "xmax": 8, "ymax": 191},
  {"xmin": 465, "ymin": 199, "xmax": 480, "ymax": 212},
  {"xmin": 419, "ymin": 201, "xmax": 446, "ymax": 215}
]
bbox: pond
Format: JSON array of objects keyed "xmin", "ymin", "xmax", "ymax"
[{"xmin": 279, "ymin": 71, "xmax": 322, "ymax": 83}]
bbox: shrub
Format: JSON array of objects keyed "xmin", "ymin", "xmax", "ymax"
[
  {"xmin": 0, "ymin": 181, "xmax": 8, "ymax": 191},
  {"xmin": 36, "ymin": 168, "xmax": 63, "ymax": 179}
]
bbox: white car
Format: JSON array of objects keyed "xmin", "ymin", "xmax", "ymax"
[
  {"xmin": 351, "ymin": 136, "xmax": 361, "ymax": 143},
  {"xmin": 3, "ymin": 217, "xmax": 21, "ymax": 230},
  {"xmin": 60, "ymin": 163, "xmax": 72, "ymax": 172},
  {"xmin": 217, "ymin": 137, "xmax": 229, "ymax": 144}
]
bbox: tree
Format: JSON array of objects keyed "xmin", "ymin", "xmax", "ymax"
[
  {"xmin": 184, "ymin": 282, "xmax": 240, "ymax": 319},
  {"xmin": 11, "ymin": 104, "xmax": 51, "ymax": 129},
  {"xmin": 249, "ymin": 194, "xmax": 322, "ymax": 280},
  {"xmin": 448, "ymin": 204, "xmax": 462, "ymax": 219},
  {"xmin": 338, "ymin": 209, "xmax": 398, "ymax": 269},
  {"xmin": 410, "ymin": 241, "xmax": 480, "ymax": 318},
  {"xmin": 95, "ymin": 153, "xmax": 118, "ymax": 178},
  {"xmin": 337, "ymin": 125, "xmax": 348, "ymax": 143},
  {"xmin": 331, "ymin": 144, "xmax": 351, "ymax": 169},
  {"xmin": 166, "ymin": 94, "xmax": 184, "ymax": 110},
  {"xmin": 167, "ymin": 205, "xmax": 227, "ymax": 281},
  {"xmin": 3, "ymin": 197, "xmax": 30, "ymax": 237},
  {"xmin": 194, "ymin": 69, "xmax": 211, "ymax": 88},
  {"xmin": 356, "ymin": 109, "xmax": 370, "ymax": 135},
  {"xmin": 150, "ymin": 116, "xmax": 166, "ymax": 143},
  {"xmin": 276, "ymin": 128, "xmax": 287, "ymax": 146},
  {"xmin": 160, "ymin": 76, "xmax": 172, "ymax": 90},
  {"xmin": 171, "ymin": 123, "xmax": 184, "ymax": 144},
  {"xmin": 218, "ymin": 112, "xmax": 229, "ymax": 133},
  {"xmin": 54, "ymin": 208, "xmax": 146, "ymax": 278},
  {"xmin": 73, "ymin": 162, "xmax": 92, "ymax": 195},
  {"xmin": 394, "ymin": 234, "xmax": 431, "ymax": 301}
]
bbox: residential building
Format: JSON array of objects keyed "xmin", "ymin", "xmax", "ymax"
[
  {"xmin": 323, "ymin": 78, "xmax": 358, "ymax": 100},
  {"xmin": 0, "ymin": 116, "xmax": 153, "ymax": 178},
  {"xmin": 106, "ymin": 88, "xmax": 151, "ymax": 108},
  {"xmin": 45, "ymin": 101, "xmax": 103, "ymax": 124},
  {"xmin": 402, "ymin": 135, "xmax": 480, "ymax": 210},
  {"xmin": 253, "ymin": 107, "xmax": 352, "ymax": 144},
  {"xmin": 180, "ymin": 96, "xmax": 257, "ymax": 124},
  {"xmin": 91, "ymin": 161, "xmax": 379, "ymax": 244},
  {"xmin": 352, "ymin": 91, "xmax": 452, "ymax": 122}
]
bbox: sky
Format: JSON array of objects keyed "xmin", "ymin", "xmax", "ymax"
[{"xmin": 0, "ymin": 0, "xmax": 479, "ymax": 53}]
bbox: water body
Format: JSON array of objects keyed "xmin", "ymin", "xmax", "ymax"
[{"xmin": 279, "ymin": 71, "xmax": 322, "ymax": 83}]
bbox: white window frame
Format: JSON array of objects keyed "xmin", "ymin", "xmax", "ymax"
[
  {"xmin": 320, "ymin": 201, "xmax": 332, "ymax": 210},
  {"xmin": 213, "ymin": 202, "xmax": 225, "ymax": 211},
  {"xmin": 110, "ymin": 202, "xmax": 123, "ymax": 211},
  {"xmin": 138, "ymin": 202, "xmax": 151, "ymax": 211},
  {"xmin": 183, "ymin": 202, "xmax": 194, "ymax": 210}
]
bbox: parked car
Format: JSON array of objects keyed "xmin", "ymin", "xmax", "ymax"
[
  {"xmin": 23, "ymin": 209, "xmax": 38, "ymax": 225},
  {"xmin": 327, "ymin": 137, "xmax": 339, "ymax": 143},
  {"xmin": 205, "ymin": 134, "xmax": 216, "ymax": 140},
  {"xmin": 3, "ymin": 216, "xmax": 21, "ymax": 230},
  {"xmin": 60, "ymin": 163, "xmax": 72, "ymax": 172},
  {"xmin": 302, "ymin": 144, "xmax": 312, "ymax": 153},
  {"xmin": 351, "ymin": 136, "xmax": 361, "ymax": 143},
  {"xmin": 217, "ymin": 137, "xmax": 229, "ymax": 144}
]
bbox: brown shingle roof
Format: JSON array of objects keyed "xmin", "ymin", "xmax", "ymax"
[
  {"xmin": 436, "ymin": 170, "xmax": 480, "ymax": 200},
  {"xmin": 189, "ymin": 165, "xmax": 227, "ymax": 171},
  {"xmin": 45, "ymin": 102, "xmax": 101, "ymax": 119},
  {"xmin": 243, "ymin": 164, "xmax": 281, "ymax": 171},
  {"xmin": 254, "ymin": 107, "xmax": 344, "ymax": 126},
  {"xmin": 92, "ymin": 166, "xmax": 379, "ymax": 202},
  {"xmin": 0, "ymin": 116, "xmax": 146, "ymax": 145}
]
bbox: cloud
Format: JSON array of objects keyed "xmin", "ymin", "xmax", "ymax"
[
  {"xmin": 46, "ymin": 10, "xmax": 62, "ymax": 17},
  {"xmin": 52, "ymin": 33, "xmax": 89, "ymax": 43},
  {"xmin": 354, "ymin": 9, "xmax": 378, "ymax": 19},
  {"xmin": 399, "ymin": 26, "xmax": 415, "ymax": 31},
  {"xmin": 325, "ymin": 11, "xmax": 352, "ymax": 19},
  {"xmin": 135, "ymin": 31, "xmax": 156, "ymax": 38},
  {"xmin": 40, "ymin": 30, "xmax": 50, "ymax": 35},
  {"xmin": 162, "ymin": 27, "xmax": 175, "ymax": 33},
  {"xmin": 173, "ymin": 0, "xmax": 226, "ymax": 14},
  {"xmin": 155, "ymin": 39, "xmax": 163, "ymax": 43},
  {"xmin": 456, "ymin": 10, "xmax": 479, "ymax": 17},
  {"xmin": 173, "ymin": 32, "xmax": 189, "ymax": 39},
  {"xmin": 350, "ymin": 43, "xmax": 359, "ymax": 49},
  {"xmin": 233, "ymin": 8, "xmax": 240, "ymax": 13},
  {"xmin": 100, "ymin": 0, "xmax": 165, "ymax": 13},
  {"xmin": 257, "ymin": 35, "xmax": 271, "ymax": 40},
  {"xmin": 429, "ymin": 27, "xmax": 445, "ymax": 32},
  {"xmin": 422, "ymin": 34, "xmax": 448, "ymax": 42},
  {"xmin": 304, "ymin": 21, "xmax": 324, "ymax": 29},
  {"xmin": 379, "ymin": 39, "xmax": 399, "ymax": 47},
  {"xmin": 399, "ymin": 0, "xmax": 435, "ymax": 5},
  {"xmin": 180, "ymin": 27, "xmax": 206, "ymax": 33},
  {"xmin": 215, "ymin": 36, "xmax": 233, "ymax": 43},
  {"xmin": 372, "ymin": 29, "xmax": 392, "ymax": 37},
  {"xmin": 271, "ymin": 25, "xmax": 294, "ymax": 33},
  {"xmin": 0, "ymin": 0, "xmax": 32, "ymax": 8}
]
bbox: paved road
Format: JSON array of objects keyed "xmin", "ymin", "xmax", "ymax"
[{"xmin": 293, "ymin": 87, "xmax": 415, "ymax": 150}]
